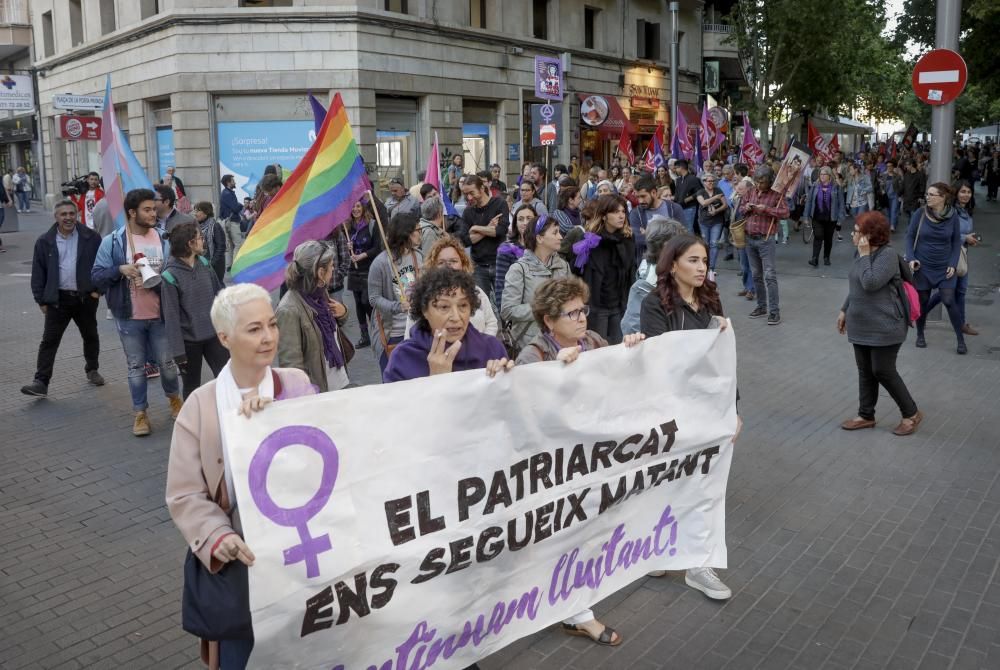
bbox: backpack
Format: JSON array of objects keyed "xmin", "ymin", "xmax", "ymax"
[
  {"xmin": 161, "ymin": 256, "xmax": 210, "ymax": 285},
  {"xmin": 893, "ymin": 252, "xmax": 920, "ymax": 327}
]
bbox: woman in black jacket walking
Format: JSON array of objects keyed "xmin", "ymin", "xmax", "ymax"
[
  {"xmin": 345, "ymin": 198, "xmax": 381, "ymax": 348},
  {"xmin": 567, "ymin": 194, "xmax": 635, "ymax": 344}
]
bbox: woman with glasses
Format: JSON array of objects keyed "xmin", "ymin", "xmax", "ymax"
[
  {"xmin": 695, "ymin": 173, "xmax": 729, "ymax": 278},
  {"xmin": 838, "ymin": 212, "xmax": 921, "ymax": 435},
  {"xmin": 924, "ymin": 180, "xmax": 980, "ymax": 338},
  {"xmin": 904, "ymin": 182, "xmax": 966, "ymax": 354},
  {"xmin": 511, "ymin": 179, "xmax": 548, "ymax": 218}
]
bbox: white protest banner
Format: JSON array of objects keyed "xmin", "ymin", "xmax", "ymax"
[{"xmin": 223, "ymin": 327, "xmax": 738, "ymax": 670}]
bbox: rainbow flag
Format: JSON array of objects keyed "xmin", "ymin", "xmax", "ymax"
[
  {"xmin": 100, "ymin": 76, "xmax": 154, "ymax": 230},
  {"xmin": 232, "ymin": 93, "xmax": 371, "ymax": 291}
]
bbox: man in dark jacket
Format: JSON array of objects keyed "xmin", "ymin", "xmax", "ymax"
[
  {"xmin": 219, "ymin": 174, "xmax": 243, "ymax": 271},
  {"xmin": 22, "ymin": 200, "xmax": 104, "ymax": 397},
  {"xmin": 154, "ymin": 184, "xmax": 195, "ymax": 238},
  {"xmin": 900, "ymin": 160, "xmax": 926, "ymax": 229},
  {"xmin": 672, "ymin": 159, "xmax": 701, "ymax": 235}
]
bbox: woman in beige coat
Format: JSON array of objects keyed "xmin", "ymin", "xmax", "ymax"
[
  {"xmin": 275, "ymin": 240, "xmax": 351, "ymax": 392},
  {"xmin": 166, "ymin": 283, "xmax": 315, "ymax": 669}
]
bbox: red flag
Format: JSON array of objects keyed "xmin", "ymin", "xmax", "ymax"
[
  {"xmin": 617, "ymin": 128, "xmax": 635, "ymax": 166},
  {"xmin": 807, "ymin": 120, "xmax": 837, "ymax": 162}
]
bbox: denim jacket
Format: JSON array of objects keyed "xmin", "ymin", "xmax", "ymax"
[
  {"xmin": 91, "ymin": 226, "xmax": 170, "ymax": 321},
  {"xmin": 803, "ymin": 182, "xmax": 846, "ymax": 222}
]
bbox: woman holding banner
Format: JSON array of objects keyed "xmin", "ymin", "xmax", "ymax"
[
  {"xmin": 407, "ymin": 237, "xmax": 498, "ymax": 338},
  {"xmin": 166, "ymin": 284, "xmax": 316, "ymax": 670},
  {"xmin": 639, "ymin": 235, "xmax": 737, "ymax": 600}
]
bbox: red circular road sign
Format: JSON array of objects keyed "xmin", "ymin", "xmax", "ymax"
[{"xmin": 912, "ymin": 49, "xmax": 968, "ymax": 106}]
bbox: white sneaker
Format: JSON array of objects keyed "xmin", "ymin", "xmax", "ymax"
[
  {"xmin": 707, "ymin": 270, "xmax": 716, "ymax": 283},
  {"xmin": 685, "ymin": 567, "xmax": 731, "ymax": 600}
]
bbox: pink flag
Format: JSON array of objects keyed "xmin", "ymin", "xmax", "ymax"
[
  {"xmin": 673, "ymin": 112, "xmax": 693, "ymax": 160},
  {"xmin": 100, "ymin": 76, "xmax": 154, "ymax": 230},
  {"xmin": 739, "ymin": 112, "xmax": 765, "ymax": 172},
  {"xmin": 700, "ymin": 105, "xmax": 713, "ymax": 157},
  {"xmin": 424, "ymin": 133, "xmax": 457, "ymax": 216}
]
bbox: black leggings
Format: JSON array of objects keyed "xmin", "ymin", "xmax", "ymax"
[
  {"xmin": 916, "ymin": 287, "xmax": 964, "ymax": 342},
  {"xmin": 853, "ymin": 343, "xmax": 918, "ymax": 420},
  {"xmin": 181, "ymin": 337, "xmax": 230, "ymax": 399},
  {"xmin": 811, "ymin": 219, "xmax": 835, "ymax": 262},
  {"xmin": 352, "ymin": 287, "xmax": 372, "ymax": 333}
]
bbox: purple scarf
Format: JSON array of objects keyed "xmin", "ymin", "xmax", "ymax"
[
  {"xmin": 572, "ymin": 232, "xmax": 601, "ymax": 270},
  {"xmin": 497, "ymin": 242, "xmax": 524, "ymax": 259},
  {"xmin": 543, "ymin": 332, "xmax": 594, "ymax": 355},
  {"xmin": 562, "ymin": 207, "xmax": 581, "ymax": 229},
  {"xmin": 299, "ymin": 289, "xmax": 345, "ymax": 369},
  {"xmin": 818, "ymin": 183, "xmax": 832, "ymax": 217},
  {"xmin": 350, "ymin": 218, "xmax": 370, "ymax": 249}
]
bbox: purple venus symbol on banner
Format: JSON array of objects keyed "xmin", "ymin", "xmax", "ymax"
[{"xmin": 248, "ymin": 425, "xmax": 339, "ymax": 578}]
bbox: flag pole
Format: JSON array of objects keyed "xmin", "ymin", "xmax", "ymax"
[{"xmin": 366, "ymin": 189, "xmax": 403, "ymax": 286}]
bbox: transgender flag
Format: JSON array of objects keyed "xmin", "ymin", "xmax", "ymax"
[
  {"xmin": 100, "ymin": 76, "xmax": 154, "ymax": 230},
  {"xmin": 424, "ymin": 133, "xmax": 458, "ymax": 218}
]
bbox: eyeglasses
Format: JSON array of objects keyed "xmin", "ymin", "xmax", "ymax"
[
  {"xmin": 925, "ymin": 191, "xmax": 941, "ymax": 197},
  {"xmin": 559, "ymin": 305, "xmax": 590, "ymax": 321}
]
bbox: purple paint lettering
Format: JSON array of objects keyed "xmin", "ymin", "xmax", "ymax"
[
  {"xmin": 248, "ymin": 425, "xmax": 339, "ymax": 578},
  {"xmin": 548, "ymin": 504, "xmax": 679, "ymax": 606}
]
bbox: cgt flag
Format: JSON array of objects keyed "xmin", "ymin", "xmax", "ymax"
[
  {"xmin": 807, "ymin": 120, "xmax": 839, "ymax": 162},
  {"xmin": 617, "ymin": 127, "xmax": 635, "ymax": 166},
  {"xmin": 99, "ymin": 76, "xmax": 154, "ymax": 231}
]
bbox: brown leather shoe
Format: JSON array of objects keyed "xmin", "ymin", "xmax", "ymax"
[
  {"xmin": 962, "ymin": 323, "xmax": 979, "ymax": 336},
  {"xmin": 841, "ymin": 417, "xmax": 876, "ymax": 431},
  {"xmin": 892, "ymin": 410, "xmax": 923, "ymax": 436}
]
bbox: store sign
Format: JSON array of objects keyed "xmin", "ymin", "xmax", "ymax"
[
  {"xmin": 630, "ymin": 96, "xmax": 660, "ymax": 110},
  {"xmin": 0, "ymin": 116, "xmax": 36, "ymax": 142},
  {"xmin": 52, "ymin": 93, "xmax": 105, "ymax": 111},
  {"xmin": 58, "ymin": 115, "xmax": 102, "ymax": 141},
  {"xmin": 534, "ymin": 56, "xmax": 564, "ymax": 101},
  {"xmin": 217, "ymin": 120, "xmax": 314, "ymax": 199},
  {"xmin": 0, "ymin": 75, "xmax": 34, "ymax": 111},
  {"xmin": 530, "ymin": 103, "xmax": 562, "ymax": 147}
]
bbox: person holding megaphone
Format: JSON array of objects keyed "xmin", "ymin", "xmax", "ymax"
[{"xmin": 92, "ymin": 187, "xmax": 183, "ymax": 437}]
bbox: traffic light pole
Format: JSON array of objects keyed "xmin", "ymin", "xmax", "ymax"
[{"xmin": 929, "ymin": 0, "xmax": 962, "ymax": 184}]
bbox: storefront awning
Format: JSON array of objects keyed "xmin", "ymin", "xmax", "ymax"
[{"xmin": 577, "ymin": 93, "xmax": 635, "ymax": 137}]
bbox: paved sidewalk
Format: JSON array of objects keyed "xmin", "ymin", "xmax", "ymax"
[{"xmin": 1, "ymin": 193, "xmax": 998, "ymax": 669}]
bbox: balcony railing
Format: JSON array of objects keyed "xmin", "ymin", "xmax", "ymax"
[
  {"xmin": 703, "ymin": 23, "xmax": 734, "ymax": 33},
  {"xmin": 0, "ymin": 0, "xmax": 30, "ymax": 25}
]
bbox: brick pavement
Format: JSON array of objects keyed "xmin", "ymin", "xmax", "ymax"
[{"xmin": 1, "ymin": 192, "xmax": 998, "ymax": 669}]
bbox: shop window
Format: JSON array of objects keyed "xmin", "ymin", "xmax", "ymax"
[
  {"xmin": 636, "ymin": 19, "xmax": 660, "ymax": 61},
  {"xmin": 584, "ymin": 7, "xmax": 599, "ymax": 49},
  {"xmin": 384, "ymin": 0, "xmax": 408, "ymax": 13},
  {"xmin": 115, "ymin": 104, "xmax": 129, "ymax": 140},
  {"xmin": 533, "ymin": 0, "xmax": 548, "ymax": 39},
  {"xmin": 41, "ymin": 11, "xmax": 54, "ymax": 57},
  {"xmin": 69, "ymin": 0, "xmax": 84, "ymax": 47},
  {"xmin": 140, "ymin": 0, "xmax": 159, "ymax": 19},
  {"xmin": 470, "ymin": 0, "xmax": 486, "ymax": 29}
]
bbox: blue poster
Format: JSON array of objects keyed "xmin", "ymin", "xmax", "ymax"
[
  {"xmin": 156, "ymin": 127, "xmax": 175, "ymax": 179},
  {"xmin": 217, "ymin": 120, "xmax": 316, "ymax": 199}
]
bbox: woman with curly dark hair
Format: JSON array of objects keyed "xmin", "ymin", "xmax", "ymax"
[
  {"xmin": 639, "ymin": 235, "xmax": 724, "ymax": 335},
  {"xmin": 382, "ymin": 267, "xmax": 510, "ymax": 382}
]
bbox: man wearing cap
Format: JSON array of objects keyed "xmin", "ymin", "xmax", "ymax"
[{"xmin": 386, "ymin": 178, "xmax": 420, "ymax": 218}]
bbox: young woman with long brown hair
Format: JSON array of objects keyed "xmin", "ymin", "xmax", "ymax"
[{"xmin": 639, "ymin": 234, "xmax": 724, "ymax": 334}]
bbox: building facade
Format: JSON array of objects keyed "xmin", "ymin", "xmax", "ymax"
[
  {"xmin": 31, "ymin": 0, "xmax": 708, "ymax": 206},
  {"xmin": 0, "ymin": 0, "xmax": 39, "ymax": 201}
]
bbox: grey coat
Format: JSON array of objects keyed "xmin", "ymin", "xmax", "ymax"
[
  {"xmin": 841, "ymin": 245, "xmax": 908, "ymax": 347},
  {"xmin": 275, "ymin": 289, "xmax": 348, "ymax": 393},
  {"xmin": 367, "ymin": 248, "xmax": 423, "ymax": 365},
  {"xmin": 500, "ymin": 249, "xmax": 570, "ymax": 350}
]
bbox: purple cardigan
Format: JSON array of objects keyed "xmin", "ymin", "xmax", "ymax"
[{"xmin": 382, "ymin": 324, "xmax": 507, "ymax": 382}]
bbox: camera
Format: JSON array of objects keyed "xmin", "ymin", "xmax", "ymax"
[{"xmin": 60, "ymin": 175, "xmax": 89, "ymax": 197}]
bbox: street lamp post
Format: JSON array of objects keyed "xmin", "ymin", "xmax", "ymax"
[
  {"xmin": 670, "ymin": 1, "xmax": 679, "ymax": 140},
  {"xmin": 929, "ymin": 0, "xmax": 961, "ymax": 184}
]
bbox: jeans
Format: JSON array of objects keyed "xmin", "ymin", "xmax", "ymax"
[
  {"xmin": 224, "ymin": 219, "xmax": 244, "ymax": 268},
  {"xmin": 746, "ymin": 236, "xmax": 779, "ymax": 313},
  {"xmin": 811, "ymin": 219, "xmax": 836, "ymax": 262},
  {"xmin": 703, "ymin": 222, "xmax": 724, "ymax": 270},
  {"xmin": 888, "ymin": 196, "xmax": 899, "ymax": 229},
  {"xmin": 180, "ymin": 336, "xmax": 230, "ymax": 399},
  {"xmin": 219, "ymin": 637, "xmax": 253, "ymax": 669},
  {"xmin": 115, "ymin": 318, "xmax": 180, "ymax": 410},
  {"xmin": 925, "ymin": 273, "xmax": 969, "ymax": 325},
  {"xmin": 16, "ymin": 190, "xmax": 29, "ymax": 211},
  {"xmin": 852, "ymin": 343, "xmax": 918, "ymax": 420},
  {"xmin": 587, "ymin": 305, "xmax": 624, "ymax": 345},
  {"xmin": 851, "ymin": 204, "xmax": 869, "ymax": 217},
  {"xmin": 34, "ymin": 291, "xmax": 100, "ymax": 385},
  {"xmin": 738, "ymin": 248, "xmax": 755, "ymax": 293},
  {"xmin": 681, "ymin": 207, "xmax": 697, "ymax": 235},
  {"xmin": 473, "ymin": 263, "xmax": 497, "ymax": 304}
]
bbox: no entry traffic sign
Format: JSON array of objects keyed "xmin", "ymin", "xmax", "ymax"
[{"xmin": 912, "ymin": 49, "xmax": 967, "ymax": 106}]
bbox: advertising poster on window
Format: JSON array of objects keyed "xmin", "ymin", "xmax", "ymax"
[
  {"xmin": 217, "ymin": 120, "xmax": 316, "ymax": 200},
  {"xmin": 156, "ymin": 127, "xmax": 175, "ymax": 178}
]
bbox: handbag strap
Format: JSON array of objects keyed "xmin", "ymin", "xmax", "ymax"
[
  {"xmin": 271, "ymin": 369, "xmax": 283, "ymax": 399},
  {"xmin": 375, "ymin": 310, "xmax": 391, "ymax": 350},
  {"xmin": 914, "ymin": 212, "xmax": 925, "ymax": 251}
]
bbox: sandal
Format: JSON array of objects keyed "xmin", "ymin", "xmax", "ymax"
[{"xmin": 562, "ymin": 622, "xmax": 623, "ymax": 647}]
